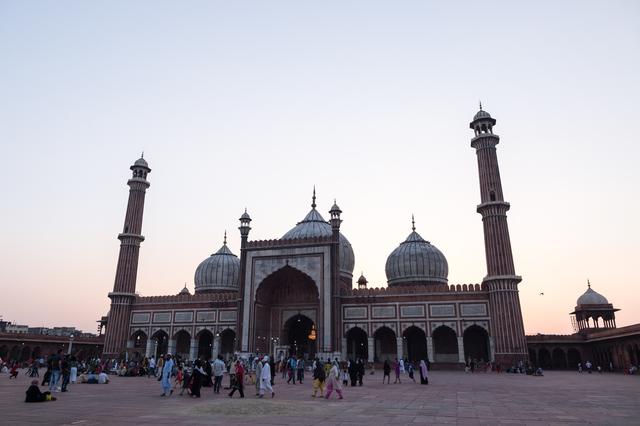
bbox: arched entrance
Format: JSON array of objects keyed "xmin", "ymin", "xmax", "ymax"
[
  {"xmin": 567, "ymin": 348, "xmax": 581, "ymax": 368},
  {"xmin": 529, "ymin": 348, "xmax": 538, "ymax": 366},
  {"xmin": 254, "ymin": 265, "xmax": 320, "ymax": 359},
  {"xmin": 198, "ymin": 330, "xmax": 213, "ymax": 360},
  {"xmin": 20, "ymin": 346, "xmax": 31, "ymax": 362},
  {"xmin": 538, "ymin": 348, "xmax": 551, "ymax": 368},
  {"xmin": 432, "ymin": 326, "xmax": 458, "ymax": 363},
  {"xmin": 0, "ymin": 345, "xmax": 8, "ymax": 359},
  {"xmin": 282, "ymin": 315, "xmax": 316, "ymax": 358},
  {"xmin": 130, "ymin": 330, "xmax": 148, "ymax": 360},
  {"xmin": 403, "ymin": 326, "xmax": 427, "ymax": 362},
  {"xmin": 32, "ymin": 347, "xmax": 42, "ymax": 360},
  {"xmin": 374, "ymin": 326, "xmax": 396, "ymax": 362},
  {"xmin": 151, "ymin": 330, "xmax": 169, "ymax": 358},
  {"xmin": 345, "ymin": 327, "xmax": 368, "ymax": 360},
  {"xmin": 219, "ymin": 329, "xmax": 236, "ymax": 359},
  {"xmin": 463, "ymin": 325, "xmax": 489, "ymax": 363},
  {"xmin": 174, "ymin": 330, "xmax": 191, "ymax": 360},
  {"xmin": 552, "ymin": 348, "xmax": 567, "ymax": 369}
]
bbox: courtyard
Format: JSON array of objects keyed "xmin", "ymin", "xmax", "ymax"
[{"xmin": 1, "ymin": 370, "xmax": 638, "ymax": 425}]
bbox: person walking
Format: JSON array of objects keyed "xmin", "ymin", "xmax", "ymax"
[
  {"xmin": 190, "ymin": 359, "xmax": 206, "ymax": 398},
  {"xmin": 160, "ymin": 354, "xmax": 175, "ymax": 397},
  {"xmin": 383, "ymin": 360, "xmax": 391, "ymax": 384},
  {"xmin": 259, "ymin": 356, "xmax": 274, "ymax": 398},
  {"xmin": 296, "ymin": 357, "xmax": 305, "ymax": 384},
  {"xmin": 60, "ymin": 355, "xmax": 71, "ymax": 392},
  {"xmin": 311, "ymin": 361, "xmax": 326, "ymax": 397},
  {"xmin": 419, "ymin": 359, "xmax": 429, "ymax": 385},
  {"xmin": 393, "ymin": 358, "xmax": 401, "ymax": 383},
  {"xmin": 69, "ymin": 356, "xmax": 78, "ymax": 384},
  {"xmin": 325, "ymin": 362, "xmax": 343, "ymax": 399},
  {"xmin": 212, "ymin": 355, "xmax": 225, "ymax": 394},
  {"xmin": 148, "ymin": 356, "xmax": 156, "ymax": 378},
  {"xmin": 254, "ymin": 357, "xmax": 263, "ymax": 396},
  {"xmin": 49, "ymin": 350, "xmax": 63, "ymax": 392},
  {"xmin": 228, "ymin": 361, "xmax": 245, "ymax": 398},
  {"xmin": 406, "ymin": 361, "xmax": 416, "ymax": 383}
]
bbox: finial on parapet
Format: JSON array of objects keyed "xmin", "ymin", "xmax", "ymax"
[{"xmin": 312, "ymin": 186, "xmax": 317, "ymax": 209}]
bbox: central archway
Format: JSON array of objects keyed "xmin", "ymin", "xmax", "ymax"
[
  {"xmin": 282, "ymin": 314, "xmax": 316, "ymax": 358},
  {"xmin": 374, "ymin": 326, "xmax": 396, "ymax": 362},
  {"xmin": 254, "ymin": 265, "xmax": 320, "ymax": 358}
]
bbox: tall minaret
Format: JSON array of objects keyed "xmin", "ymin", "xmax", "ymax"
[
  {"xmin": 470, "ymin": 105, "xmax": 527, "ymax": 366},
  {"xmin": 103, "ymin": 155, "xmax": 151, "ymax": 356}
]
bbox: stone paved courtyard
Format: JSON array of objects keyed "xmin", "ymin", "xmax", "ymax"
[{"xmin": 1, "ymin": 369, "xmax": 638, "ymax": 425}]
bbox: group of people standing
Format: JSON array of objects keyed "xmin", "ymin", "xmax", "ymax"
[{"xmin": 382, "ymin": 358, "xmax": 430, "ymax": 385}]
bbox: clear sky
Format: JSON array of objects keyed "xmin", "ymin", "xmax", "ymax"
[{"xmin": 1, "ymin": 1, "xmax": 638, "ymax": 335}]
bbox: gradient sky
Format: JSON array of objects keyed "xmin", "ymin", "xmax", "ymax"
[{"xmin": 1, "ymin": 1, "xmax": 639, "ymax": 335}]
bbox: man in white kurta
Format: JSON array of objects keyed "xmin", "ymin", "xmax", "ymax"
[{"xmin": 259, "ymin": 356, "xmax": 274, "ymax": 398}]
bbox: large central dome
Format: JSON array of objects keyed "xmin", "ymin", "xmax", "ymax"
[
  {"xmin": 385, "ymin": 220, "xmax": 448, "ymax": 286},
  {"xmin": 281, "ymin": 194, "xmax": 355, "ymax": 278}
]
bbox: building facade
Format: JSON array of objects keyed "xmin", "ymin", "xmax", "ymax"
[
  {"xmin": 527, "ymin": 284, "xmax": 640, "ymax": 371},
  {"xmin": 102, "ymin": 108, "xmax": 529, "ymax": 367}
]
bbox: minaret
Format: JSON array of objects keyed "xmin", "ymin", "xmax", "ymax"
[
  {"xmin": 470, "ymin": 105, "xmax": 527, "ymax": 366},
  {"xmin": 329, "ymin": 198, "xmax": 342, "ymax": 354},
  {"xmin": 103, "ymin": 155, "xmax": 151, "ymax": 356},
  {"xmin": 236, "ymin": 208, "xmax": 252, "ymax": 352}
]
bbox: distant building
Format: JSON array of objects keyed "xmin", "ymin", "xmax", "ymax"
[
  {"xmin": 527, "ymin": 284, "xmax": 640, "ymax": 371},
  {"xmin": 5, "ymin": 324, "xmax": 28, "ymax": 334}
]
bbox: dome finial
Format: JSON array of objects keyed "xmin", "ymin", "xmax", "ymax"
[
  {"xmin": 479, "ymin": 101, "xmax": 483, "ymax": 111},
  {"xmin": 141, "ymin": 150, "xmax": 144, "ymax": 159},
  {"xmin": 411, "ymin": 214, "xmax": 416, "ymax": 232},
  {"xmin": 223, "ymin": 230, "xmax": 227, "ymax": 245},
  {"xmin": 587, "ymin": 279, "xmax": 591, "ymax": 289},
  {"xmin": 312, "ymin": 186, "xmax": 317, "ymax": 209}
]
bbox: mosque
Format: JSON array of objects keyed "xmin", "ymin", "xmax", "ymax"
[{"xmin": 102, "ymin": 107, "xmax": 530, "ymax": 368}]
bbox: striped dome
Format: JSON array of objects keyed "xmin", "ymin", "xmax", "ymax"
[
  {"xmin": 385, "ymin": 229, "xmax": 448, "ymax": 286},
  {"xmin": 194, "ymin": 240, "xmax": 240, "ymax": 293},
  {"xmin": 282, "ymin": 207, "xmax": 355, "ymax": 278}
]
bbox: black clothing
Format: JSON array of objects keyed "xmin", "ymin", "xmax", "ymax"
[{"xmin": 25, "ymin": 385, "xmax": 50, "ymax": 403}]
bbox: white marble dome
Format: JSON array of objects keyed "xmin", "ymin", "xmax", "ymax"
[
  {"xmin": 194, "ymin": 238, "xmax": 240, "ymax": 293},
  {"xmin": 577, "ymin": 285, "xmax": 608, "ymax": 306},
  {"xmin": 385, "ymin": 225, "xmax": 448, "ymax": 286},
  {"xmin": 282, "ymin": 205, "xmax": 355, "ymax": 279}
]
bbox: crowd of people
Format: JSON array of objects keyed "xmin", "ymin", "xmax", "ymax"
[{"xmin": 5, "ymin": 349, "xmax": 636, "ymax": 405}]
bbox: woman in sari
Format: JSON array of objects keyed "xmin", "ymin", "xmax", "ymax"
[{"xmin": 419, "ymin": 359, "xmax": 429, "ymax": 385}]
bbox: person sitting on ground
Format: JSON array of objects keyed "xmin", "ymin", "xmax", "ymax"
[
  {"xmin": 98, "ymin": 371, "xmax": 109, "ymax": 384},
  {"xmin": 25, "ymin": 380, "xmax": 56, "ymax": 402}
]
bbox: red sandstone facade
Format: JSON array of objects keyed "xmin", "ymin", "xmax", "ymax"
[{"xmin": 101, "ymin": 108, "xmax": 529, "ymax": 368}]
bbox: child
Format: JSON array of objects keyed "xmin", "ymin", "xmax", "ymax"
[
  {"xmin": 9, "ymin": 364, "xmax": 19, "ymax": 379},
  {"xmin": 180, "ymin": 367, "xmax": 191, "ymax": 396},
  {"xmin": 312, "ymin": 362, "xmax": 326, "ymax": 398},
  {"xmin": 174, "ymin": 365, "xmax": 183, "ymax": 391},
  {"xmin": 341, "ymin": 367, "xmax": 349, "ymax": 386}
]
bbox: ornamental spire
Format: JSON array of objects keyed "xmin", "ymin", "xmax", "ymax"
[
  {"xmin": 311, "ymin": 186, "xmax": 317, "ymax": 209},
  {"xmin": 223, "ymin": 230, "xmax": 227, "ymax": 245},
  {"xmin": 411, "ymin": 214, "xmax": 416, "ymax": 232},
  {"xmin": 587, "ymin": 279, "xmax": 591, "ymax": 289},
  {"xmin": 479, "ymin": 100, "xmax": 483, "ymax": 111}
]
